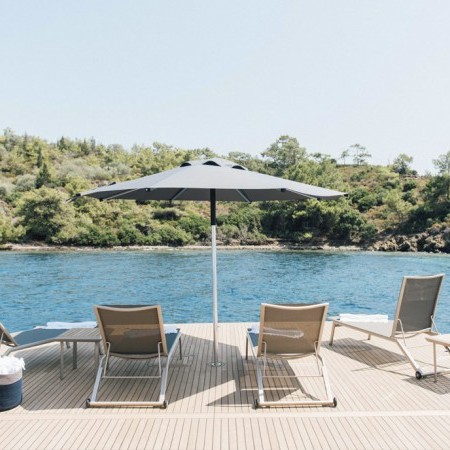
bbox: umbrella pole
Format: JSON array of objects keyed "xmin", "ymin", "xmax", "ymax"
[{"xmin": 210, "ymin": 189, "xmax": 222, "ymax": 367}]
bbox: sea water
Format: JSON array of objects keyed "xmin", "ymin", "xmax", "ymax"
[{"xmin": 1, "ymin": 250, "xmax": 449, "ymax": 332}]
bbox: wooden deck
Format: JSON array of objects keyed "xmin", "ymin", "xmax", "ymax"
[{"xmin": 2, "ymin": 322, "xmax": 450, "ymax": 449}]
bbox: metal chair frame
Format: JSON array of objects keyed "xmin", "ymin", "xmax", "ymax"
[
  {"xmin": 87, "ymin": 305, "xmax": 182, "ymax": 408},
  {"xmin": 329, "ymin": 274, "xmax": 446, "ymax": 379},
  {"xmin": 246, "ymin": 303, "xmax": 336, "ymax": 408}
]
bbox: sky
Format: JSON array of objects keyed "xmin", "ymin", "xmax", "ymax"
[{"xmin": 1, "ymin": 1, "xmax": 450, "ymax": 174}]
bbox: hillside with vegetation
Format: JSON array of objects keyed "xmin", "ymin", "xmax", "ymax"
[{"xmin": 1, "ymin": 129, "xmax": 450, "ymax": 252}]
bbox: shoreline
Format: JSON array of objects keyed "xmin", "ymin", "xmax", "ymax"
[
  {"xmin": 2, "ymin": 242, "xmax": 449, "ymax": 254},
  {"xmin": 1, "ymin": 242, "xmax": 363, "ymax": 252}
]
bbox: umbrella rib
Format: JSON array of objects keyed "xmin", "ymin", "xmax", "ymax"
[
  {"xmin": 236, "ymin": 189, "xmax": 251, "ymax": 203},
  {"xmin": 283, "ymin": 189, "xmax": 316, "ymax": 200},
  {"xmin": 170, "ymin": 188, "xmax": 187, "ymax": 201},
  {"xmin": 102, "ymin": 188, "xmax": 141, "ymax": 201}
]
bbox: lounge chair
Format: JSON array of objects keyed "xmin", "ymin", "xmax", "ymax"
[
  {"xmin": 0, "ymin": 323, "xmax": 69, "ymax": 355},
  {"xmin": 246, "ymin": 303, "xmax": 336, "ymax": 408},
  {"xmin": 329, "ymin": 273, "xmax": 446, "ymax": 379},
  {"xmin": 87, "ymin": 305, "xmax": 182, "ymax": 408}
]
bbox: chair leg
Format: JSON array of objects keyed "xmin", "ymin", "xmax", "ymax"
[
  {"xmin": 318, "ymin": 354, "xmax": 335, "ymax": 405},
  {"xmin": 87, "ymin": 355, "xmax": 106, "ymax": 407},
  {"xmin": 253, "ymin": 355, "xmax": 336, "ymax": 408},
  {"xmin": 157, "ymin": 358, "xmax": 169, "ymax": 406},
  {"xmin": 329, "ymin": 322, "xmax": 337, "ymax": 345},
  {"xmin": 395, "ymin": 338, "xmax": 424, "ymax": 378},
  {"xmin": 433, "ymin": 343, "xmax": 437, "ymax": 382},
  {"xmin": 255, "ymin": 358, "xmax": 265, "ymax": 406}
]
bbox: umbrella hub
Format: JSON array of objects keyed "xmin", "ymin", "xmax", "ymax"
[{"xmin": 180, "ymin": 158, "xmax": 247, "ymax": 171}]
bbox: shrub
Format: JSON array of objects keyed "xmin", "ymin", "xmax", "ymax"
[
  {"xmin": 348, "ymin": 188, "xmax": 378, "ymax": 212},
  {"xmin": 153, "ymin": 208, "xmax": 184, "ymax": 221},
  {"xmin": 0, "ymin": 179, "xmax": 15, "ymax": 198},
  {"xmin": 0, "ymin": 211, "xmax": 23, "ymax": 243},
  {"xmin": 14, "ymin": 187, "xmax": 78, "ymax": 243},
  {"xmin": 76, "ymin": 225, "xmax": 120, "ymax": 247},
  {"xmin": 15, "ymin": 174, "xmax": 37, "ymax": 192},
  {"xmin": 178, "ymin": 214, "xmax": 210, "ymax": 241},
  {"xmin": 216, "ymin": 224, "xmax": 240, "ymax": 244},
  {"xmin": 403, "ymin": 179, "xmax": 417, "ymax": 192},
  {"xmin": 147, "ymin": 223, "xmax": 192, "ymax": 246}
]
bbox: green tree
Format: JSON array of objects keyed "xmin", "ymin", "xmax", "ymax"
[
  {"xmin": 350, "ymin": 144, "xmax": 371, "ymax": 166},
  {"xmin": 287, "ymin": 159, "xmax": 344, "ymax": 191},
  {"xmin": 0, "ymin": 210, "xmax": 23, "ymax": 243},
  {"xmin": 36, "ymin": 147, "xmax": 44, "ymax": 168},
  {"xmin": 392, "ymin": 154, "xmax": 413, "ymax": 175},
  {"xmin": 262, "ymin": 136, "xmax": 307, "ymax": 173},
  {"xmin": 3, "ymin": 128, "xmax": 18, "ymax": 152},
  {"xmin": 349, "ymin": 187, "xmax": 379, "ymax": 212},
  {"xmin": 340, "ymin": 149, "xmax": 350, "ymax": 165},
  {"xmin": 384, "ymin": 190, "xmax": 413, "ymax": 224},
  {"xmin": 15, "ymin": 187, "xmax": 78, "ymax": 243},
  {"xmin": 310, "ymin": 153, "xmax": 334, "ymax": 164},
  {"xmin": 35, "ymin": 162, "xmax": 52, "ymax": 188},
  {"xmin": 57, "ymin": 137, "xmax": 68, "ymax": 152},
  {"xmin": 184, "ymin": 147, "xmax": 216, "ymax": 162},
  {"xmin": 433, "ymin": 151, "xmax": 450, "ymax": 200},
  {"xmin": 227, "ymin": 152, "xmax": 266, "ymax": 172}
]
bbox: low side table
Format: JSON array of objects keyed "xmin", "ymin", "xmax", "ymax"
[
  {"xmin": 57, "ymin": 328, "xmax": 102, "ymax": 380},
  {"xmin": 425, "ymin": 334, "xmax": 450, "ymax": 382}
]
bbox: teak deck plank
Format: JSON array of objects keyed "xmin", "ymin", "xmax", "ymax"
[{"xmin": 1, "ymin": 322, "xmax": 450, "ymax": 449}]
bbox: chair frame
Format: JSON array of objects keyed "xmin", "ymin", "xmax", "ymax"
[
  {"xmin": 0, "ymin": 322, "xmax": 69, "ymax": 355},
  {"xmin": 87, "ymin": 305, "xmax": 182, "ymax": 408},
  {"xmin": 329, "ymin": 274, "xmax": 446, "ymax": 379},
  {"xmin": 246, "ymin": 303, "xmax": 336, "ymax": 408}
]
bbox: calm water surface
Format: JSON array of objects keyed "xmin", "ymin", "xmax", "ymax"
[{"xmin": 1, "ymin": 250, "xmax": 449, "ymax": 332}]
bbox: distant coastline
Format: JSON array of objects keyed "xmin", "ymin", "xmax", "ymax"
[
  {"xmin": 1, "ymin": 242, "xmax": 363, "ymax": 252},
  {"xmin": 2, "ymin": 226, "xmax": 450, "ymax": 254}
]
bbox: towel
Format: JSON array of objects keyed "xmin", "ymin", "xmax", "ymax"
[
  {"xmin": 164, "ymin": 325, "xmax": 179, "ymax": 334},
  {"xmin": 0, "ymin": 355, "xmax": 25, "ymax": 375},
  {"xmin": 44, "ymin": 321, "xmax": 97, "ymax": 329},
  {"xmin": 339, "ymin": 314, "xmax": 388, "ymax": 323}
]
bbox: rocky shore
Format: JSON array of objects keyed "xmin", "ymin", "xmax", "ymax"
[
  {"xmin": 0, "ymin": 241, "xmax": 361, "ymax": 252},
  {"xmin": 369, "ymin": 226, "xmax": 450, "ymax": 253},
  {"xmin": 2, "ymin": 228, "xmax": 450, "ymax": 254}
]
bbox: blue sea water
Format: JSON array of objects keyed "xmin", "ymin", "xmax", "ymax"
[{"xmin": 1, "ymin": 250, "xmax": 449, "ymax": 332}]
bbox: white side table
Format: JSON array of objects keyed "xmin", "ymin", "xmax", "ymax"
[
  {"xmin": 56, "ymin": 328, "xmax": 102, "ymax": 379},
  {"xmin": 425, "ymin": 334, "xmax": 450, "ymax": 382}
]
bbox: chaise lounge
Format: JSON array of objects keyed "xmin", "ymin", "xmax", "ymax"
[
  {"xmin": 87, "ymin": 305, "xmax": 182, "ymax": 408},
  {"xmin": 0, "ymin": 323, "xmax": 69, "ymax": 355},
  {"xmin": 246, "ymin": 303, "xmax": 336, "ymax": 408},
  {"xmin": 329, "ymin": 273, "xmax": 446, "ymax": 379}
]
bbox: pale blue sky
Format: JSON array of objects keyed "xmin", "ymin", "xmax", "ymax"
[{"xmin": 1, "ymin": 1, "xmax": 449, "ymax": 173}]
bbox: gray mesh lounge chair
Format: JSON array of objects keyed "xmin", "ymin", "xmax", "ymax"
[
  {"xmin": 87, "ymin": 305, "xmax": 182, "ymax": 408},
  {"xmin": 0, "ymin": 323, "xmax": 69, "ymax": 355},
  {"xmin": 246, "ymin": 303, "xmax": 336, "ymax": 408},
  {"xmin": 329, "ymin": 274, "xmax": 446, "ymax": 379}
]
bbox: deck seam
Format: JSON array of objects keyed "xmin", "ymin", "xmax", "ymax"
[{"xmin": 3, "ymin": 409, "xmax": 450, "ymax": 421}]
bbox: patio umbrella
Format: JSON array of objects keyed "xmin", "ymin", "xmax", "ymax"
[{"xmin": 74, "ymin": 158, "xmax": 345, "ymax": 365}]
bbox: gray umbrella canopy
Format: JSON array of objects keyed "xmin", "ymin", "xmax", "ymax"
[
  {"xmin": 79, "ymin": 158, "xmax": 344, "ymax": 202},
  {"xmin": 77, "ymin": 158, "xmax": 345, "ymax": 365}
]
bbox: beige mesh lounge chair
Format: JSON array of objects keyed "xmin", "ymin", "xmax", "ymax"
[
  {"xmin": 329, "ymin": 274, "xmax": 446, "ymax": 379},
  {"xmin": 246, "ymin": 303, "xmax": 336, "ymax": 408},
  {"xmin": 87, "ymin": 305, "xmax": 182, "ymax": 408},
  {"xmin": 0, "ymin": 322, "xmax": 69, "ymax": 355}
]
